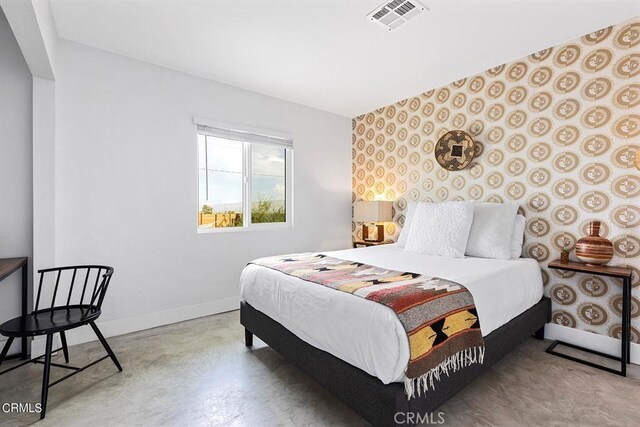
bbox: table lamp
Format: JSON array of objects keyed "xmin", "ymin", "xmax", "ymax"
[{"xmin": 353, "ymin": 200, "xmax": 393, "ymax": 242}]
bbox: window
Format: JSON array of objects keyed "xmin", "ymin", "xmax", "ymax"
[{"xmin": 197, "ymin": 122, "xmax": 293, "ymax": 231}]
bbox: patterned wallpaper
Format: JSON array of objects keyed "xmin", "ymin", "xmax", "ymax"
[{"xmin": 351, "ymin": 17, "xmax": 640, "ymax": 342}]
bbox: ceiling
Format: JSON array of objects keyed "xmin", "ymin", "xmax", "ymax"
[{"xmin": 49, "ymin": 0, "xmax": 640, "ymax": 117}]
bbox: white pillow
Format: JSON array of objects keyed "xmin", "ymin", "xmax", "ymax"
[
  {"xmin": 405, "ymin": 201, "xmax": 475, "ymax": 258},
  {"xmin": 396, "ymin": 202, "xmax": 417, "ymax": 247},
  {"xmin": 510, "ymin": 214, "xmax": 526, "ymax": 259},
  {"xmin": 465, "ymin": 202, "xmax": 519, "ymax": 260}
]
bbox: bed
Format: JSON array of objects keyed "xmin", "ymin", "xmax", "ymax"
[{"xmin": 240, "ymin": 244, "xmax": 550, "ymax": 426}]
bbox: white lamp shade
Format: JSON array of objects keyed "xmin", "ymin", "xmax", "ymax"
[{"xmin": 353, "ymin": 201, "xmax": 393, "ymax": 222}]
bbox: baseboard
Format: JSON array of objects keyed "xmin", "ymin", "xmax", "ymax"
[
  {"xmin": 545, "ymin": 323, "xmax": 640, "ymax": 365},
  {"xmin": 0, "ymin": 337, "xmax": 25, "ymax": 358},
  {"xmin": 29, "ymin": 296, "xmax": 240, "ymax": 357}
]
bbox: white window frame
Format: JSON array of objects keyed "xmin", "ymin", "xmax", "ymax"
[{"xmin": 195, "ymin": 118, "xmax": 294, "ymax": 233}]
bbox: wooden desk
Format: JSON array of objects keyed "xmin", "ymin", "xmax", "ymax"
[
  {"xmin": 0, "ymin": 257, "xmax": 30, "ymax": 359},
  {"xmin": 547, "ymin": 259, "xmax": 633, "ymax": 376}
]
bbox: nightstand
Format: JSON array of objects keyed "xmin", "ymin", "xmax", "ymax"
[
  {"xmin": 352, "ymin": 240, "xmax": 394, "ymax": 249},
  {"xmin": 546, "ymin": 259, "xmax": 633, "ymax": 376}
]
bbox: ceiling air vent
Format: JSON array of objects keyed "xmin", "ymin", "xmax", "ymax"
[{"xmin": 368, "ymin": 0, "xmax": 427, "ymax": 31}]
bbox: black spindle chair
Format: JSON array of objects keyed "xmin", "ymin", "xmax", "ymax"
[{"xmin": 0, "ymin": 265, "xmax": 122, "ymax": 419}]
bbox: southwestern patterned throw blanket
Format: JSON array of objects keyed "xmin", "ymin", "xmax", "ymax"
[{"xmin": 250, "ymin": 253, "xmax": 485, "ymax": 398}]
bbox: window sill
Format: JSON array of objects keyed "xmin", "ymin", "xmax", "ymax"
[{"xmin": 197, "ymin": 224, "xmax": 292, "ymax": 234}]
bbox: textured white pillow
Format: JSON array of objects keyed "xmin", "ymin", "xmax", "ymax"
[
  {"xmin": 466, "ymin": 202, "xmax": 519, "ymax": 260},
  {"xmin": 510, "ymin": 214, "xmax": 526, "ymax": 259},
  {"xmin": 404, "ymin": 201, "xmax": 475, "ymax": 258},
  {"xmin": 396, "ymin": 202, "xmax": 417, "ymax": 247}
]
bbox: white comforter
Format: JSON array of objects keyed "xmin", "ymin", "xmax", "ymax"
[{"xmin": 240, "ymin": 244, "xmax": 543, "ymax": 384}]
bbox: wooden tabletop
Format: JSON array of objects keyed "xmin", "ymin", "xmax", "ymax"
[
  {"xmin": 353, "ymin": 240, "xmax": 394, "ymax": 247},
  {"xmin": 0, "ymin": 257, "xmax": 28, "ymax": 282},
  {"xmin": 548, "ymin": 259, "xmax": 633, "ymax": 279}
]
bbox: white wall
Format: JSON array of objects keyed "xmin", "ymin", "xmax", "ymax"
[
  {"xmin": 54, "ymin": 40, "xmax": 352, "ymax": 343},
  {"xmin": 0, "ymin": 16, "xmax": 33, "ymax": 354},
  {"xmin": 32, "ymin": 77, "xmax": 56, "ymax": 287}
]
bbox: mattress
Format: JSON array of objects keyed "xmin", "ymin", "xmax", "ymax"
[{"xmin": 240, "ymin": 244, "xmax": 543, "ymax": 384}]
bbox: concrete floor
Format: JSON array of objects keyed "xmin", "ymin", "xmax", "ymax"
[{"xmin": 0, "ymin": 310, "xmax": 638, "ymax": 426}]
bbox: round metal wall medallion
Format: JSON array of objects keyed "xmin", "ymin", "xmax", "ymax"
[{"xmin": 435, "ymin": 130, "xmax": 475, "ymax": 171}]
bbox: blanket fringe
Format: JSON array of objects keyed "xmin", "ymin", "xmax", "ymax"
[{"xmin": 404, "ymin": 346, "xmax": 485, "ymax": 399}]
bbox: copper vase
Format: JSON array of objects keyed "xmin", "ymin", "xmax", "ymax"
[{"xmin": 575, "ymin": 221, "xmax": 613, "ymax": 266}]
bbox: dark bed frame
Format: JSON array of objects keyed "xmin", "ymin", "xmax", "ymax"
[{"xmin": 241, "ymin": 297, "xmax": 550, "ymax": 426}]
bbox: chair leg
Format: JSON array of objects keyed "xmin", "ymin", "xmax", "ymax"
[
  {"xmin": 89, "ymin": 322, "xmax": 122, "ymax": 372},
  {"xmin": 40, "ymin": 334, "xmax": 54, "ymax": 420},
  {"xmin": 0, "ymin": 337, "xmax": 15, "ymax": 369},
  {"xmin": 59, "ymin": 331, "xmax": 70, "ymax": 363}
]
